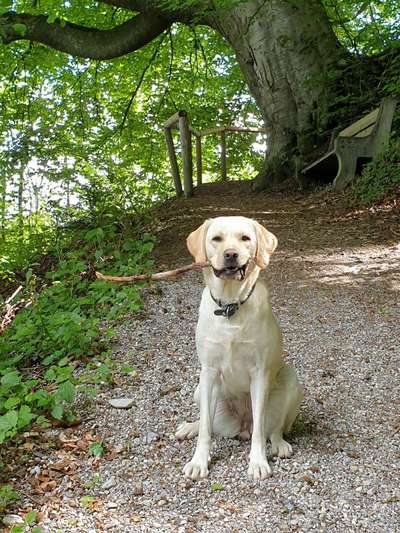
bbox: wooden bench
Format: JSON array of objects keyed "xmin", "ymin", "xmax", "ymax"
[{"xmin": 301, "ymin": 97, "xmax": 397, "ymax": 190}]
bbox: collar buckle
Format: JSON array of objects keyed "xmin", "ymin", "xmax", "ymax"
[
  {"xmin": 210, "ymin": 283, "xmax": 256, "ymax": 319},
  {"xmin": 214, "ymin": 303, "xmax": 239, "ymax": 318}
]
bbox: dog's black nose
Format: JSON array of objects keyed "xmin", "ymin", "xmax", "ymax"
[{"xmin": 224, "ymin": 249, "xmax": 239, "ymax": 265}]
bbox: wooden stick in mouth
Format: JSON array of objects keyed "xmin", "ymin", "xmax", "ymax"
[{"xmin": 95, "ymin": 261, "xmax": 210, "ymax": 284}]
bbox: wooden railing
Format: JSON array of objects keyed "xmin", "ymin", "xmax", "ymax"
[{"xmin": 164, "ymin": 110, "xmax": 266, "ymax": 197}]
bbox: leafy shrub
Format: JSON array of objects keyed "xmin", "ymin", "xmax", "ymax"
[
  {"xmin": 0, "ymin": 484, "xmax": 19, "ymax": 514},
  {"xmin": 0, "ymin": 212, "xmax": 58, "ymax": 285},
  {"xmin": 352, "ymin": 141, "xmax": 400, "ymax": 204},
  {"xmin": 0, "ymin": 217, "xmax": 154, "ymax": 443}
]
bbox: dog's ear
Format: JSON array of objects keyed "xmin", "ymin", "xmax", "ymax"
[
  {"xmin": 253, "ymin": 220, "xmax": 278, "ymax": 269},
  {"xmin": 186, "ymin": 220, "xmax": 211, "ymax": 263}
]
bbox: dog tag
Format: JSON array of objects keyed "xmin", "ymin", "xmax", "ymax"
[{"xmin": 214, "ymin": 303, "xmax": 239, "ymax": 318}]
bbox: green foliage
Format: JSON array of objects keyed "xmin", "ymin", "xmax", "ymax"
[
  {"xmin": 0, "ymin": 208, "xmax": 154, "ymax": 443},
  {"xmin": 0, "ymin": 484, "xmax": 19, "ymax": 514},
  {"xmin": 80, "ymin": 495, "xmax": 95, "ymax": 509},
  {"xmin": 323, "ymin": 0, "xmax": 400, "ymax": 55},
  {"xmin": 351, "ymin": 141, "xmax": 400, "ymax": 204},
  {"xmin": 9, "ymin": 510, "xmax": 41, "ymax": 533},
  {"xmin": 210, "ymin": 482, "xmax": 224, "ymax": 491},
  {"xmin": 88, "ymin": 441, "xmax": 107, "ymax": 457}
]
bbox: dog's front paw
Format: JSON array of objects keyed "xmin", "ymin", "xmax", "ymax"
[
  {"xmin": 248, "ymin": 459, "xmax": 272, "ymax": 480},
  {"xmin": 183, "ymin": 459, "xmax": 209, "ymax": 480},
  {"xmin": 175, "ymin": 421, "xmax": 199, "ymax": 440}
]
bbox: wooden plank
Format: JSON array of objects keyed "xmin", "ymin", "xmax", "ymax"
[
  {"xmin": 200, "ymin": 126, "xmax": 225, "ymax": 136},
  {"xmin": 200, "ymin": 126, "xmax": 267, "ymax": 137},
  {"xmin": 164, "ymin": 110, "xmax": 186, "ymax": 129},
  {"xmin": 301, "ymin": 150, "xmax": 336, "ymax": 173},
  {"xmin": 164, "ymin": 127, "xmax": 183, "ymax": 197},
  {"xmin": 225, "ymin": 127, "xmax": 267, "ymax": 134},
  {"xmin": 178, "ymin": 113, "xmax": 193, "ymax": 197},
  {"xmin": 338, "ymin": 108, "xmax": 379, "ymax": 138},
  {"xmin": 354, "ymin": 124, "xmax": 375, "ymax": 138}
]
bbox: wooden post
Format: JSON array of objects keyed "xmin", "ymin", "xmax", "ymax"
[
  {"xmin": 195, "ymin": 135, "xmax": 202, "ymax": 186},
  {"xmin": 164, "ymin": 127, "xmax": 183, "ymax": 197},
  {"xmin": 220, "ymin": 129, "xmax": 227, "ymax": 181},
  {"xmin": 178, "ymin": 111, "xmax": 193, "ymax": 197}
]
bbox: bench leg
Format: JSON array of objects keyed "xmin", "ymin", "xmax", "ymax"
[{"xmin": 333, "ymin": 153, "xmax": 357, "ymax": 190}]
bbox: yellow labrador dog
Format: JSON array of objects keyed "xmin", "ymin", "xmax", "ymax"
[{"xmin": 176, "ymin": 216, "xmax": 303, "ymax": 480}]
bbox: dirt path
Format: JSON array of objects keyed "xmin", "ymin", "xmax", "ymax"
[{"xmin": 4, "ymin": 183, "xmax": 400, "ymax": 532}]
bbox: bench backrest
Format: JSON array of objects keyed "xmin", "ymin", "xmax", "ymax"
[
  {"xmin": 338, "ymin": 97, "xmax": 397, "ymax": 142},
  {"xmin": 339, "ymin": 107, "xmax": 380, "ymax": 138}
]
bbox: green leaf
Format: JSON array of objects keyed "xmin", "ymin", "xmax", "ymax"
[
  {"xmin": 0, "ymin": 1, "xmax": 12, "ymax": 14},
  {"xmin": 35, "ymin": 415, "xmax": 50, "ymax": 427},
  {"xmin": 17, "ymin": 405, "xmax": 35, "ymax": 428},
  {"xmin": 120, "ymin": 363, "xmax": 135, "ymax": 374},
  {"xmin": 0, "ymin": 410, "xmax": 18, "ymax": 431},
  {"xmin": 51, "ymin": 403, "xmax": 64, "ymax": 420},
  {"xmin": 210, "ymin": 482, "xmax": 224, "ymax": 491},
  {"xmin": 10, "ymin": 525, "xmax": 25, "ymax": 533},
  {"xmin": 1, "ymin": 371, "xmax": 21, "ymax": 388},
  {"xmin": 3, "ymin": 397, "xmax": 21, "ymax": 409},
  {"xmin": 88, "ymin": 441, "xmax": 106, "ymax": 457},
  {"xmin": 57, "ymin": 381, "xmax": 76, "ymax": 403},
  {"xmin": 80, "ymin": 495, "xmax": 95, "ymax": 508},
  {"xmin": 12, "ymin": 23, "xmax": 27, "ymax": 37},
  {"xmin": 25, "ymin": 510, "xmax": 38, "ymax": 525}
]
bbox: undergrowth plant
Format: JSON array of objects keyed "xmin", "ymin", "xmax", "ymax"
[
  {"xmin": 0, "ymin": 214, "xmax": 154, "ymax": 444},
  {"xmin": 352, "ymin": 141, "xmax": 400, "ymax": 205}
]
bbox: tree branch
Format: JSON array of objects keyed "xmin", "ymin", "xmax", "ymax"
[
  {"xmin": 99, "ymin": 0, "xmax": 211, "ymax": 23},
  {"xmin": 119, "ymin": 34, "xmax": 166, "ymax": 130},
  {"xmin": 0, "ymin": 11, "xmax": 171, "ymax": 59}
]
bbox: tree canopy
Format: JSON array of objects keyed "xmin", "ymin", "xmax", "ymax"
[{"xmin": 0, "ymin": 0, "xmax": 399, "ymax": 230}]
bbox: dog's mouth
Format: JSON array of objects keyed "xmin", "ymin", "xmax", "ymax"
[{"xmin": 212, "ymin": 262, "xmax": 248, "ymax": 281}]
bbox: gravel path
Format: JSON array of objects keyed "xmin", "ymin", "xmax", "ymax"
[{"xmin": 14, "ymin": 185, "xmax": 400, "ymax": 532}]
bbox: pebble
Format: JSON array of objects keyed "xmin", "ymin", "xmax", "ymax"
[
  {"xmin": 106, "ymin": 502, "xmax": 118, "ymax": 509},
  {"xmin": 132, "ymin": 481, "xmax": 144, "ymax": 495},
  {"xmin": 102, "ymin": 476, "xmax": 117, "ymax": 490},
  {"xmin": 2, "ymin": 515, "xmax": 25, "ymax": 526},
  {"xmin": 146, "ymin": 431, "xmax": 158, "ymax": 443},
  {"xmin": 108, "ymin": 398, "xmax": 135, "ymax": 409}
]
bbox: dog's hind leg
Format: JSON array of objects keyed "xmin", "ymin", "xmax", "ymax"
[
  {"xmin": 175, "ymin": 384, "xmax": 201, "ymax": 440},
  {"xmin": 266, "ymin": 365, "xmax": 303, "ymax": 458}
]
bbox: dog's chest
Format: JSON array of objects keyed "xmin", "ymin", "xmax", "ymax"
[{"xmin": 197, "ymin": 319, "xmax": 260, "ymax": 367}]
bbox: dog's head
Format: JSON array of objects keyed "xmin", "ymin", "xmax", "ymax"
[{"xmin": 187, "ymin": 216, "xmax": 277, "ymax": 281}]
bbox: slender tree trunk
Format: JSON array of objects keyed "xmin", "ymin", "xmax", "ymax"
[
  {"xmin": 66, "ymin": 180, "xmax": 71, "ymax": 208},
  {"xmin": 18, "ymin": 166, "xmax": 24, "ymax": 233},
  {"xmin": 209, "ymin": 0, "xmax": 342, "ymax": 189},
  {"xmin": 0, "ymin": 174, "xmax": 6, "ymax": 242}
]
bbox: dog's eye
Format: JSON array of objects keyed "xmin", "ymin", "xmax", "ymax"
[
  {"xmin": 212, "ymin": 236, "xmax": 223, "ymax": 242},
  {"xmin": 241, "ymin": 235, "xmax": 251, "ymax": 241}
]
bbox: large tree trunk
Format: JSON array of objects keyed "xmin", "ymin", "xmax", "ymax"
[{"xmin": 208, "ymin": 0, "xmax": 342, "ymax": 189}]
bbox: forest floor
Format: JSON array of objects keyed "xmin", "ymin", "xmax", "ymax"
[{"xmin": 2, "ymin": 182, "xmax": 400, "ymax": 532}]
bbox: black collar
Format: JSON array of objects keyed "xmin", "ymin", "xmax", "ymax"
[{"xmin": 210, "ymin": 283, "xmax": 256, "ymax": 318}]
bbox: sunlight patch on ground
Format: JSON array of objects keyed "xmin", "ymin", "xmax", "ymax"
[{"xmin": 285, "ymin": 243, "xmax": 400, "ymax": 290}]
